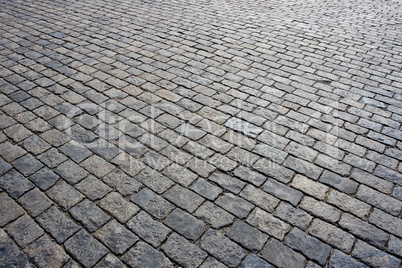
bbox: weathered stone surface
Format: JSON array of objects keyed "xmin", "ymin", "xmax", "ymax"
[
  {"xmin": 99, "ymin": 192, "xmax": 139, "ymax": 223},
  {"xmin": 75, "ymin": 175, "xmax": 112, "ymax": 200},
  {"xmin": 94, "ymin": 219, "xmax": 138, "ymax": 255},
  {"xmin": 54, "ymin": 160, "xmax": 88, "ymax": 184},
  {"xmin": 122, "ymin": 242, "xmax": 173, "ymax": 268},
  {"xmin": 164, "ymin": 209, "xmax": 206, "ymax": 241},
  {"xmin": 46, "ymin": 181, "xmax": 84, "ymax": 210},
  {"xmin": 190, "ymin": 178, "xmax": 222, "ymax": 200},
  {"xmin": 194, "ymin": 201, "xmax": 234, "ymax": 229},
  {"xmin": 127, "ymin": 211, "xmax": 171, "ymax": 247},
  {"xmin": 216, "ymin": 193, "xmax": 254, "ymax": 219},
  {"xmin": 308, "ymin": 219, "xmax": 355, "ymax": 253},
  {"xmin": 0, "ymin": 169, "xmax": 34, "ymax": 198},
  {"xmin": 227, "ymin": 220, "xmax": 268, "ymax": 252},
  {"xmin": 329, "ymin": 250, "xmax": 368, "ymax": 268},
  {"xmin": 36, "ymin": 206, "xmax": 80, "ymax": 243},
  {"xmin": 162, "ymin": 233, "xmax": 208, "ymax": 267},
  {"xmin": 29, "ymin": 167, "xmax": 59, "ymax": 190},
  {"xmin": 261, "ymin": 239, "xmax": 306, "ymax": 268},
  {"xmin": 69, "ymin": 199, "xmax": 110, "ymax": 232},
  {"xmin": 163, "ymin": 184, "xmax": 204, "ymax": 213},
  {"xmin": 300, "ymin": 196, "xmax": 341, "ymax": 223},
  {"xmin": 12, "ymin": 154, "xmax": 43, "ymax": 176},
  {"xmin": 65, "ymin": 230, "xmax": 108, "ymax": 268},
  {"xmin": 262, "ymin": 178, "xmax": 303, "ymax": 206},
  {"xmin": 23, "ymin": 235, "xmax": 70, "ymax": 267},
  {"xmin": 0, "ymin": 192, "xmax": 25, "ymax": 227},
  {"xmin": 247, "ymin": 208, "xmax": 290, "ymax": 240},
  {"xmin": 131, "ymin": 188, "xmax": 174, "ymax": 219},
  {"xmin": 5, "ymin": 214, "xmax": 44, "ymax": 248},
  {"xmin": 284, "ymin": 228, "xmax": 331, "ymax": 266},
  {"xmin": 339, "ymin": 213, "xmax": 388, "ymax": 248},
  {"xmin": 274, "ymin": 202, "xmax": 312, "ymax": 230},
  {"xmin": 240, "ymin": 184, "xmax": 279, "ymax": 213},
  {"xmin": 352, "ymin": 240, "xmax": 401, "ymax": 268},
  {"xmin": 94, "ymin": 254, "xmax": 125, "ymax": 268},
  {"xmin": 200, "ymin": 229, "xmax": 246, "ymax": 267},
  {"xmin": 18, "ymin": 188, "xmax": 53, "ymax": 217},
  {"xmin": 102, "ymin": 168, "xmax": 142, "ymax": 196}
]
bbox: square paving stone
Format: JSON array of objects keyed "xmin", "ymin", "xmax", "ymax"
[
  {"xmin": 75, "ymin": 175, "xmax": 112, "ymax": 200},
  {"xmin": 29, "ymin": 168, "xmax": 60, "ymax": 190},
  {"xmin": 0, "ymin": 169, "xmax": 34, "ymax": 198},
  {"xmin": 94, "ymin": 219, "xmax": 138, "ymax": 255},
  {"xmin": 40, "ymin": 129, "xmax": 70, "ymax": 147},
  {"xmin": 126, "ymin": 211, "xmax": 171, "ymax": 247},
  {"xmin": 23, "ymin": 235, "xmax": 70, "ymax": 267},
  {"xmin": 69, "ymin": 199, "xmax": 110, "ymax": 232},
  {"xmin": 18, "ymin": 188, "xmax": 53, "ymax": 217},
  {"xmin": 99, "ymin": 192, "xmax": 139, "ymax": 223},
  {"xmin": 200, "ymin": 229, "xmax": 246, "ymax": 267},
  {"xmin": 162, "ymin": 233, "xmax": 208, "ymax": 267},
  {"xmin": 65, "ymin": 230, "xmax": 108, "ymax": 268},
  {"xmin": 36, "ymin": 206, "xmax": 81, "ymax": 243},
  {"xmin": 131, "ymin": 188, "xmax": 174, "ymax": 219},
  {"xmin": 227, "ymin": 220, "xmax": 268, "ymax": 252},
  {"xmin": 163, "ymin": 184, "xmax": 204, "ymax": 213},
  {"xmin": 122, "ymin": 241, "xmax": 172, "ymax": 268},
  {"xmin": 59, "ymin": 140, "xmax": 93, "ymax": 163},
  {"xmin": 163, "ymin": 209, "xmax": 206, "ymax": 241},
  {"xmin": 4, "ymin": 124, "xmax": 32, "ymax": 142},
  {"xmin": 38, "ymin": 148, "xmax": 68, "ymax": 168},
  {"xmin": 22, "ymin": 135, "xmax": 51, "ymax": 155},
  {"xmin": 46, "ymin": 180, "xmax": 84, "ymax": 210},
  {"xmin": 80, "ymin": 155, "xmax": 115, "ymax": 177},
  {"xmin": 12, "ymin": 153, "xmax": 44, "ymax": 176},
  {"xmin": 247, "ymin": 208, "xmax": 291, "ymax": 240},
  {"xmin": 102, "ymin": 168, "xmax": 142, "ymax": 196},
  {"xmin": 54, "ymin": 160, "xmax": 88, "ymax": 184},
  {"xmin": 5, "ymin": 214, "xmax": 44, "ymax": 248},
  {"xmin": 194, "ymin": 201, "xmax": 234, "ymax": 229}
]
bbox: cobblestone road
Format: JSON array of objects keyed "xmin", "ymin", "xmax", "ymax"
[{"xmin": 0, "ymin": 0, "xmax": 402, "ymax": 267}]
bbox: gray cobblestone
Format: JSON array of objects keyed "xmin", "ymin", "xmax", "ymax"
[
  {"xmin": 261, "ymin": 239, "xmax": 306, "ymax": 268},
  {"xmin": 122, "ymin": 242, "xmax": 172, "ymax": 268},
  {"xmin": 352, "ymin": 240, "xmax": 401, "ymax": 268}
]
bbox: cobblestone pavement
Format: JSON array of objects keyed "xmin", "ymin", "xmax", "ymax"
[{"xmin": 0, "ymin": 0, "xmax": 401, "ymax": 267}]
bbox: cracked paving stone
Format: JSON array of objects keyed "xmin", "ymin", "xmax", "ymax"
[
  {"xmin": 261, "ymin": 239, "xmax": 306, "ymax": 268},
  {"xmin": 75, "ymin": 175, "xmax": 112, "ymax": 201},
  {"xmin": 23, "ymin": 235, "xmax": 70, "ymax": 268},
  {"xmin": 54, "ymin": 160, "xmax": 88, "ymax": 184},
  {"xmin": 69, "ymin": 199, "xmax": 110, "ymax": 232},
  {"xmin": 12, "ymin": 153, "xmax": 44, "ymax": 176},
  {"xmin": 0, "ymin": 169, "xmax": 35, "ymax": 198},
  {"xmin": 127, "ymin": 211, "xmax": 171, "ymax": 247},
  {"xmin": 227, "ymin": 219, "xmax": 268, "ymax": 252},
  {"xmin": 247, "ymin": 208, "xmax": 290, "ymax": 240},
  {"xmin": 94, "ymin": 219, "xmax": 138, "ymax": 255},
  {"xmin": 102, "ymin": 168, "xmax": 142, "ymax": 196},
  {"xmin": 240, "ymin": 254, "xmax": 274, "ymax": 268},
  {"xmin": 216, "ymin": 193, "xmax": 254, "ymax": 219},
  {"xmin": 122, "ymin": 241, "xmax": 173, "ymax": 268},
  {"xmin": 18, "ymin": 187, "xmax": 53, "ymax": 217},
  {"xmin": 46, "ymin": 180, "xmax": 84, "ymax": 210},
  {"xmin": 200, "ymin": 229, "xmax": 246, "ymax": 267},
  {"xmin": 36, "ymin": 206, "xmax": 81, "ymax": 243},
  {"xmin": 284, "ymin": 228, "xmax": 331, "ymax": 266},
  {"xmin": 162, "ymin": 233, "xmax": 208, "ymax": 267},
  {"xmin": 190, "ymin": 178, "xmax": 222, "ymax": 201},
  {"xmin": 163, "ymin": 184, "xmax": 204, "ymax": 213},
  {"xmin": 164, "ymin": 208, "xmax": 206, "ymax": 241},
  {"xmin": 5, "ymin": 214, "xmax": 44, "ymax": 248},
  {"xmin": 38, "ymin": 148, "xmax": 68, "ymax": 168},
  {"xmin": 65, "ymin": 229, "xmax": 108, "ymax": 268},
  {"xmin": 0, "ymin": 192, "xmax": 25, "ymax": 227},
  {"xmin": 29, "ymin": 167, "xmax": 59, "ymax": 190},
  {"xmin": 131, "ymin": 188, "xmax": 174, "ymax": 219},
  {"xmin": 99, "ymin": 192, "xmax": 139, "ymax": 223},
  {"xmin": 94, "ymin": 253, "xmax": 125, "ymax": 268},
  {"xmin": 59, "ymin": 141, "xmax": 93, "ymax": 163},
  {"xmin": 194, "ymin": 201, "xmax": 234, "ymax": 229},
  {"xmin": 80, "ymin": 155, "xmax": 115, "ymax": 177},
  {"xmin": 0, "ymin": 239, "xmax": 31, "ymax": 267}
]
